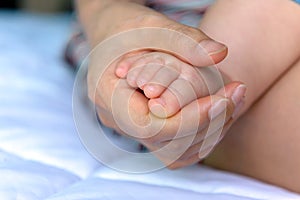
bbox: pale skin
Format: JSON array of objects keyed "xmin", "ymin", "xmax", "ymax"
[
  {"xmin": 115, "ymin": 51, "xmax": 232, "ymax": 118},
  {"xmin": 79, "ymin": 0, "xmax": 243, "ymax": 169},
  {"xmin": 77, "ymin": 0, "xmax": 300, "ymax": 193},
  {"xmin": 198, "ymin": 0, "xmax": 300, "ymax": 193}
]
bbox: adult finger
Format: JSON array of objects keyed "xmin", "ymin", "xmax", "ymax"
[
  {"xmin": 157, "ymin": 100, "xmax": 234, "ymax": 148},
  {"xmin": 179, "ymin": 118, "xmax": 234, "ymax": 161},
  {"xmin": 165, "ymin": 118, "xmax": 234, "ymax": 170}
]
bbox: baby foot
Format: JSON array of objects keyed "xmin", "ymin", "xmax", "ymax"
[{"xmin": 116, "ymin": 52, "xmax": 225, "ymax": 118}]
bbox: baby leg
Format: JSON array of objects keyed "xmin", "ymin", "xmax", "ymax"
[{"xmin": 199, "ymin": 0, "xmax": 300, "ymax": 192}]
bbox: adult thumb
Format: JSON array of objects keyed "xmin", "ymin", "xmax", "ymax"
[
  {"xmin": 160, "ymin": 24, "xmax": 228, "ymax": 67},
  {"xmin": 109, "ymin": 26, "xmax": 228, "ymax": 67}
]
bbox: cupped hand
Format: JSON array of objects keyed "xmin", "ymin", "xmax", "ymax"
[{"xmin": 87, "ymin": 13, "xmax": 246, "ymax": 169}]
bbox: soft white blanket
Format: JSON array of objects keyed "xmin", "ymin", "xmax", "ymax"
[{"xmin": 0, "ymin": 12, "xmax": 299, "ymax": 200}]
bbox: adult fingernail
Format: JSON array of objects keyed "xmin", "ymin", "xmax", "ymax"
[
  {"xmin": 208, "ymin": 99, "xmax": 229, "ymax": 120},
  {"xmin": 232, "ymin": 99, "xmax": 245, "ymax": 119},
  {"xmin": 231, "ymin": 84, "xmax": 247, "ymax": 106},
  {"xmin": 199, "ymin": 39, "xmax": 227, "ymax": 56}
]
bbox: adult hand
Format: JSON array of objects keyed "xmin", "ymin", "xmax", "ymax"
[{"xmin": 84, "ymin": 1, "xmax": 246, "ymax": 169}]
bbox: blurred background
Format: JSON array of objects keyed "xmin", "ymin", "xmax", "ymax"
[{"xmin": 0, "ymin": 0, "xmax": 73, "ymax": 13}]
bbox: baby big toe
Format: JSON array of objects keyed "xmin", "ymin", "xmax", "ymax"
[
  {"xmin": 149, "ymin": 79, "xmax": 199, "ymax": 118},
  {"xmin": 148, "ymin": 93, "xmax": 181, "ymax": 118}
]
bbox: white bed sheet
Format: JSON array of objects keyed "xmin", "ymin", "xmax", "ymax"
[{"xmin": 0, "ymin": 11, "xmax": 299, "ymax": 200}]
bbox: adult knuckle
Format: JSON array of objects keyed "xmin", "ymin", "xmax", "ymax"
[
  {"xmin": 119, "ymin": 13, "xmax": 163, "ymax": 30},
  {"xmin": 170, "ymin": 25, "xmax": 202, "ymax": 42}
]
